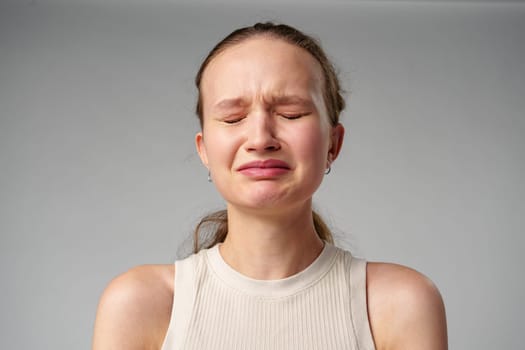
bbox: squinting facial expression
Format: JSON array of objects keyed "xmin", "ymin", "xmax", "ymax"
[{"xmin": 196, "ymin": 37, "xmax": 343, "ymax": 212}]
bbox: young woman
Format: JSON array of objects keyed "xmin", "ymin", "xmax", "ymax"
[{"xmin": 93, "ymin": 22, "xmax": 447, "ymax": 350}]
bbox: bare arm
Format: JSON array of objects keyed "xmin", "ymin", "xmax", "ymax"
[
  {"xmin": 92, "ymin": 265, "xmax": 174, "ymax": 350},
  {"xmin": 367, "ymin": 262, "xmax": 448, "ymax": 350}
]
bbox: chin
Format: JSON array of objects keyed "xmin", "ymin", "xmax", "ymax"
[
  {"xmin": 232, "ymin": 190, "xmax": 315, "ymax": 213},
  {"xmin": 219, "ymin": 179, "xmax": 321, "ymax": 210}
]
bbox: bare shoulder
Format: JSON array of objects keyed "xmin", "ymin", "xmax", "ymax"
[
  {"xmin": 92, "ymin": 264, "xmax": 175, "ymax": 350},
  {"xmin": 366, "ymin": 262, "xmax": 447, "ymax": 350}
]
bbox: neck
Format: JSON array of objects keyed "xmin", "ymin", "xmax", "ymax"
[{"xmin": 219, "ymin": 200, "xmax": 325, "ymax": 280}]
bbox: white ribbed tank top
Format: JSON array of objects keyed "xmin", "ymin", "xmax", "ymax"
[{"xmin": 160, "ymin": 243, "xmax": 375, "ymax": 350}]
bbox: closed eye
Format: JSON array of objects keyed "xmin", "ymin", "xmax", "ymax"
[
  {"xmin": 279, "ymin": 113, "xmax": 308, "ymax": 120},
  {"xmin": 223, "ymin": 116, "xmax": 245, "ymax": 124}
]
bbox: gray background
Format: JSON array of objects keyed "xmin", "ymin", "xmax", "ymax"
[{"xmin": 1, "ymin": 0, "xmax": 524, "ymax": 349}]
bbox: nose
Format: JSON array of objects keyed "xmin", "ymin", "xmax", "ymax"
[{"xmin": 244, "ymin": 110, "xmax": 281, "ymax": 153}]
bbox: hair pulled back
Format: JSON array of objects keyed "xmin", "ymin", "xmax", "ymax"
[{"xmin": 192, "ymin": 22, "xmax": 345, "ymax": 253}]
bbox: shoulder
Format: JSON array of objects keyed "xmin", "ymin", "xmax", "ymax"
[
  {"xmin": 92, "ymin": 264, "xmax": 175, "ymax": 350},
  {"xmin": 366, "ymin": 262, "xmax": 448, "ymax": 350}
]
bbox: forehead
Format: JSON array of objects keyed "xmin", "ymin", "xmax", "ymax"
[{"xmin": 200, "ymin": 36, "xmax": 324, "ymax": 108}]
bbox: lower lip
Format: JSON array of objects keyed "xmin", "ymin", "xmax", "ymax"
[{"xmin": 238, "ymin": 167, "xmax": 290, "ymax": 178}]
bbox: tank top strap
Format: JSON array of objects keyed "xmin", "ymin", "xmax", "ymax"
[
  {"xmin": 160, "ymin": 253, "xmax": 199, "ymax": 350},
  {"xmin": 348, "ymin": 256, "xmax": 376, "ymax": 350}
]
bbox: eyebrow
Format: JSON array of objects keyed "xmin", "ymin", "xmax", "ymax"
[
  {"xmin": 214, "ymin": 98, "xmax": 249, "ymax": 111},
  {"xmin": 270, "ymin": 95, "xmax": 314, "ymax": 108},
  {"xmin": 213, "ymin": 95, "xmax": 314, "ymax": 111}
]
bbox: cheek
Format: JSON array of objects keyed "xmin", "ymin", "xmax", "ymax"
[
  {"xmin": 290, "ymin": 123, "xmax": 330, "ymax": 165},
  {"xmin": 202, "ymin": 130, "xmax": 238, "ymax": 168}
]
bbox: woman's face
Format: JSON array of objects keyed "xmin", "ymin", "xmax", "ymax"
[{"xmin": 196, "ymin": 36, "xmax": 344, "ymax": 213}]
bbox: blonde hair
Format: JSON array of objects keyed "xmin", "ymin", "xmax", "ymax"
[{"xmin": 192, "ymin": 210, "xmax": 333, "ymax": 254}]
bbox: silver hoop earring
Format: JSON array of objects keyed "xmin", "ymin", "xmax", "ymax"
[
  {"xmin": 207, "ymin": 171, "xmax": 212, "ymax": 182},
  {"xmin": 325, "ymin": 166, "xmax": 331, "ymax": 175}
]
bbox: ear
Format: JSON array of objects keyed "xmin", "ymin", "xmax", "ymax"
[
  {"xmin": 195, "ymin": 131, "xmax": 209, "ymax": 168},
  {"xmin": 328, "ymin": 123, "xmax": 345, "ymax": 163}
]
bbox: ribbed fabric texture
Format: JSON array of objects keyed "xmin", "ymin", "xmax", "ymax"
[{"xmin": 160, "ymin": 243, "xmax": 375, "ymax": 350}]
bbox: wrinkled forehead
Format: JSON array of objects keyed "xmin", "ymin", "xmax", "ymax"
[{"xmin": 199, "ymin": 37, "xmax": 325, "ymax": 114}]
